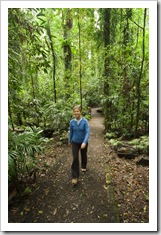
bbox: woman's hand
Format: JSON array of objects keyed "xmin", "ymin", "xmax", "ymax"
[
  {"xmin": 81, "ymin": 143, "xmax": 86, "ymax": 149},
  {"xmin": 68, "ymin": 142, "xmax": 72, "ymax": 146}
]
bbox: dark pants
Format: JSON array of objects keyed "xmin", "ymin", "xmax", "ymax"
[{"xmin": 71, "ymin": 142, "xmax": 88, "ymax": 178}]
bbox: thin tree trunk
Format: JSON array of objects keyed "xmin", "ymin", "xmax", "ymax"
[
  {"xmin": 103, "ymin": 8, "xmax": 111, "ymax": 130},
  {"xmin": 31, "ymin": 75, "xmax": 35, "ymax": 99},
  {"xmin": 8, "ymin": 100, "xmax": 14, "ymax": 131},
  {"xmin": 135, "ymin": 8, "xmax": 146, "ymax": 136},
  {"xmin": 78, "ymin": 10, "xmax": 82, "ymax": 110},
  {"xmin": 47, "ymin": 24, "xmax": 56, "ymax": 103},
  {"xmin": 62, "ymin": 9, "xmax": 72, "ymax": 100}
]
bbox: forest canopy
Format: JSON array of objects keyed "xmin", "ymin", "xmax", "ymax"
[{"xmin": 8, "ymin": 8, "xmax": 149, "ymax": 137}]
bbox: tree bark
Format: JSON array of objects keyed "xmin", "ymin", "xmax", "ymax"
[
  {"xmin": 62, "ymin": 9, "xmax": 73, "ymax": 99},
  {"xmin": 47, "ymin": 23, "xmax": 56, "ymax": 103},
  {"xmin": 8, "ymin": 99, "xmax": 14, "ymax": 131},
  {"xmin": 78, "ymin": 10, "xmax": 83, "ymax": 110},
  {"xmin": 135, "ymin": 8, "xmax": 147, "ymax": 136},
  {"xmin": 103, "ymin": 8, "xmax": 111, "ymax": 130}
]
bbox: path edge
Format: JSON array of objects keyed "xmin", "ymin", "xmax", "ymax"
[{"xmin": 105, "ymin": 163, "xmax": 120, "ymax": 223}]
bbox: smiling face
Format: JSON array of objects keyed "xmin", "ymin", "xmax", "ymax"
[{"xmin": 73, "ymin": 108, "xmax": 81, "ymax": 120}]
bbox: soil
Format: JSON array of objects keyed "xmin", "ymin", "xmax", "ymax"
[{"xmin": 8, "ymin": 108, "xmax": 149, "ymax": 224}]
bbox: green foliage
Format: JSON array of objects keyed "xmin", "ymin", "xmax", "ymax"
[
  {"xmin": 8, "ymin": 154, "xmax": 17, "ymax": 183},
  {"xmin": 8, "ymin": 128, "xmax": 48, "ymax": 184},
  {"xmin": 24, "ymin": 187, "xmax": 32, "ymax": 195},
  {"xmin": 105, "ymin": 132, "xmax": 117, "ymax": 139},
  {"xmin": 8, "ymin": 8, "xmax": 149, "ymax": 167},
  {"xmin": 129, "ymin": 136, "xmax": 149, "ymax": 153},
  {"xmin": 108, "ymin": 139, "xmax": 121, "ymax": 149},
  {"xmin": 108, "ymin": 135, "xmax": 149, "ymax": 154},
  {"xmin": 43, "ymin": 100, "xmax": 72, "ymax": 130}
]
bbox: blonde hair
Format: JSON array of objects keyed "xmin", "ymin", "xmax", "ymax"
[{"xmin": 73, "ymin": 105, "xmax": 81, "ymax": 111}]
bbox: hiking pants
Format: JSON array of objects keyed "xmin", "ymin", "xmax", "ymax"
[{"xmin": 71, "ymin": 142, "xmax": 88, "ymax": 178}]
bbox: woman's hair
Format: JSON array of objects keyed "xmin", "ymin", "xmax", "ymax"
[{"xmin": 73, "ymin": 105, "xmax": 81, "ymax": 111}]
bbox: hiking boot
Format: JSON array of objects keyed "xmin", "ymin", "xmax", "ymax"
[
  {"xmin": 82, "ymin": 168, "xmax": 86, "ymax": 172},
  {"xmin": 72, "ymin": 178, "xmax": 78, "ymax": 185}
]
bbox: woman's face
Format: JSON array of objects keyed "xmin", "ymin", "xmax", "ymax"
[{"xmin": 73, "ymin": 108, "xmax": 81, "ymax": 120}]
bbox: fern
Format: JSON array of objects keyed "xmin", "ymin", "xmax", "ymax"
[
  {"xmin": 129, "ymin": 136, "xmax": 149, "ymax": 153},
  {"xmin": 109, "ymin": 139, "xmax": 121, "ymax": 148},
  {"xmin": 8, "ymin": 155, "xmax": 17, "ymax": 182},
  {"xmin": 8, "ymin": 128, "xmax": 47, "ymax": 183}
]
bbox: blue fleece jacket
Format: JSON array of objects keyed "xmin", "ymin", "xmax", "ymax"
[{"xmin": 68, "ymin": 117, "xmax": 90, "ymax": 144}]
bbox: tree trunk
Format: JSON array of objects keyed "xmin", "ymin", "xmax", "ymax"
[
  {"xmin": 31, "ymin": 75, "xmax": 35, "ymax": 99},
  {"xmin": 62, "ymin": 9, "xmax": 73, "ymax": 99},
  {"xmin": 122, "ymin": 9, "xmax": 132, "ymax": 96},
  {"xmin": 121, "ymin": 9, "xmax": 133, "ymax": 129},
  {"xmin": 78, "ymin": 10, "xmax": 83, "ymax": 110},
  {"xmin": 103, "ymin": 8, "xmax": 111, "ymax": 130},
  {"xmin": 47, "ymin": 23, "xmax": 56, "ymax": 103},
  {"xmin": 8, "ymin": 100, "xmax": 14, "ymax": 131},
  {"xmin": 135, "ymin": 9, "xmax": 147, "ymax": 136}
]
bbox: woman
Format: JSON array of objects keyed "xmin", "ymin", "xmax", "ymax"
[{"xmin": 68, "ymin": 105, "xmax": 90, "ymax": 186}]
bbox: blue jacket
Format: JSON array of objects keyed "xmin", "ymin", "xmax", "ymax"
[{"xmin": 68, "ymin": 117, "xmax": 90, "ymax": 144}]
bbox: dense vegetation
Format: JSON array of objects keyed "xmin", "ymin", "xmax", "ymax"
[{"xmin": 8, "ymin": 8, "xmax": 149, "ymax": 187}]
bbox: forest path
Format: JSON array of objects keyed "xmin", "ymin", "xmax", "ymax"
[{"xmin": 9, "ymin": 108, "xmax": 119, "ymax": 224}]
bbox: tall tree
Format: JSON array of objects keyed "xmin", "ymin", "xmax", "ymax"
[
  {"xmin": 103, "ymin": 8, "xmax": 111, "ymax": 130},
  {"xmin": 78, "ymin": 9, "xmax": 83, "ymax": 109},
  {"xmin": 46, "ymin": 22, "xmax": 57, "ymax": 103},
  {"xmin": 62, "ymin": 9, "xmax": 73, "ymax": 99},
  {"xmin": 135, "ymin": 8, "xmax": 147, "ymax": 136},
  {"xmin": 122, "ymin": 9, "xmax": 133, "ymax": 129}
]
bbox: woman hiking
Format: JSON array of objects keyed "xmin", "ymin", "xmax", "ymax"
[{"xmin": 68, "ymin": 105, "xmax": 90, "ymax": 186}]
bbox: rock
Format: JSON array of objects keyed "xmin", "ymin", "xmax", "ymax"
[
  {"xmin": 117, "ymin": 144, "xmax": 139, "ymax": 159},
  {"xmin": 136, "ymin": 158, "xmax": 149, "ymax": 167}
]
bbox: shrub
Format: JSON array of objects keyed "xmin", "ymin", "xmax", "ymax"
[{"xmin": 8, "ymin": 128, "xmax": 48, "ymax": 185}]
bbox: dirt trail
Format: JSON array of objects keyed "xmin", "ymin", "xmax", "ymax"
[{"xmin": 9, "ymin": 108, "xmax": 119, "ymax": 223}]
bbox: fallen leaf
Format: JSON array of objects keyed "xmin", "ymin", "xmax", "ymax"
[
  {"xmin": 103, "ymin": 185, "xmax": 108, "ymax": 190},
  {"xmin": 24, "ymin": 207, "xmax": 30, "ymax": 212},
  {"xmin": 38, "ymin": 210, "xmax": 43, "ymax": 214},
  {"xmin": 53, "ymin": 208, "xmax": 57, "ymax": 215},
  {"xmin": 44, "ymin": 188, "xmax": 50, "ymax": 195},
  {"xmin": 66, "ymin": 209, "xmax": 69, "ymax": 215}
]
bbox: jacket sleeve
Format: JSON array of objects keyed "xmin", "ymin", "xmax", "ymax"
[
  {"xmin": 68, "ymin": 121, "xmax": 73, "ymax": 144},
  {"xmin": 83, "ymin": 120, "xmax": 90, "ymax": 144}
]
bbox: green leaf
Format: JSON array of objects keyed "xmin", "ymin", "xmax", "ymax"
[{"xmin": 38, "ymin": 210, "xmax": 43, "ymax": 214}]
